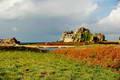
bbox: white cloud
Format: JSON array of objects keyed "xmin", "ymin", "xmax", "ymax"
[
  {"xmin": 0, "ymin": 0, "xmax": 35, "ymax": 19},
  {"xmin": 12, "ymin": 27, "xmax": 18, "ymax": 32},
  {"xmin": 0, "ymin": 0, "xmax": 97, "ymax": 19},
  {"xmin": 98, "ymin": 3, "xmax": 120, "ymax": 31},
  {"xmin": 37, "ymin": 0, "xmax": 97, "ymax": 16}
]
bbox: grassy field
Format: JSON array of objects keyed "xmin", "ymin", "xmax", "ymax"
[{"xmin": 0, "ymin": 50, "xmax": 119, "ymax": 80}]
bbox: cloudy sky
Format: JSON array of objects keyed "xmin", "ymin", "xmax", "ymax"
[{"xmin": 0, "ymin": 0, "xmax": 119, "ymax": 42}]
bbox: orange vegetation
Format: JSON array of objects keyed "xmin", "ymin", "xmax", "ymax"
[{"xmin": 54, "ymin": 46, "xmax": 120, "ymax": 70}]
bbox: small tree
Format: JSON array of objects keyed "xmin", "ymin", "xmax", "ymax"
[{"xmin": 82, "ymin": 31, "xmax": 91, "ymax": 42}]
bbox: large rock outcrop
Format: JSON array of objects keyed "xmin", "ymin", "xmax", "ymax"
[
  {"xmin": 0, "ymin": 37, "xmax": 20, "ymax": 45},
  {"xmin": 60, "ymin": 27, "xmax": 105, "ymax": 42},
  {"xmin": 93, "ymin": 33, "xmax": 105, "ymax": 42}
]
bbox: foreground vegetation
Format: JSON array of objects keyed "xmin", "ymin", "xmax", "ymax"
[
  {"xmin": 0, "ymin": 50, "xmax": 119, "ymax": 80},
  {"xmin": 54, "ymin": 45, "xmax": 120, "ymax": 72}
]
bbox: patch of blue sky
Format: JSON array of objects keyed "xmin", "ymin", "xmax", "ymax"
[
  {"xmin": 97, "ymin": 0, "xmax": 117, "ymax": 7},
  {"xmin": 92, "ymin": 0, "xmax": 118, "ymax": 19}
]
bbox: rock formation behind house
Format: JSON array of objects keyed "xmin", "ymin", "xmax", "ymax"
[{"xmin": 93, "ymin": 33, "xmax": 105, "ymax": 42}]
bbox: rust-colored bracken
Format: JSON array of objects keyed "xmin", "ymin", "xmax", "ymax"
[{"xmin": 54, "ymin": 46, "xmax": 120, "ymax": 70}]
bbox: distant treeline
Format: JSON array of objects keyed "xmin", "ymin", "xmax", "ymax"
[
  {"xmin": 0, "ymin": 46, "xmax": 48, "ymax": 53},
  {"xmin": 20, "ymin": 42, "xmax": 45, "ymax": 45}
]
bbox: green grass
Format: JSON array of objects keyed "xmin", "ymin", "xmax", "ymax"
[{"xmin": 0, "ymin": 51, "xmax": 119, "ymax": 80}]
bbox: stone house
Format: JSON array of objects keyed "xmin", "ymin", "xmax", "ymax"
[{"xmin": 60, "ymin": 27, "xmax": 105, "ymax": 42}]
